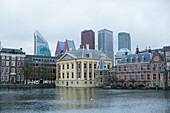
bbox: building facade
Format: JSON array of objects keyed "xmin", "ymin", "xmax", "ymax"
[
  {"xmin": 55, "ymin": 48, "xmax": 112, "ymax": 87},
  {"xmin": 34, "ymin": 30, "xmax": 51, "ymax": 56},
  {"xmin": 118, "ymin": 32, "xmax": 131, "ymax": 51},
  {"xmin": 55, "ymin": 39, "xmax": 75, "ymax": 56},
  {"xmin": 0, "ymin": 48, "xmax": 25, "ymax": 84},
  {"xmin": 25, "ymin": 55, "xmax": 62, "ymax": 84},
  {"xmin": 116, "ymin": 48, "xmax": 152, "ymax": 87},
  {"xmin": 95, "ymin": 53, "xmax": 109, "ymax": 87},
  {"xmin": 164, "ymin": 46, "xmax": 170, "ymax": 87},
  {"xmin": 98, "ymin": 29, "xmax": 114, "ymax": 66},
  {"xmin": 80, "ymin": 30, "xmax": 95, "ymax": 49}
]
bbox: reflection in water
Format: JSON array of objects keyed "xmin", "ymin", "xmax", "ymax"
[{"xmin": 0, "ymin": 88, "xmax": 170, "ymax": 113}]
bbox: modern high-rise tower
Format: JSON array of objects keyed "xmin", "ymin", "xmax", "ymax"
[
  {"xmin": 118, "ymin": 32, "xmax": 131, "ymax": 51},
  {"xmin": 98, "ymin": 29, "xmax": 114, "ymax": 66},
  {"xmin": 34, "ymin": 30, "xmax": 51, "ymax": 56},
  {"xmin": 80, "ymin": 30, "xmax": 95, "ymax": 49}
]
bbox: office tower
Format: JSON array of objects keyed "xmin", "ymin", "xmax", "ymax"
[
  {"xmin": 34, "ymin": 30, "xmax": 51, "ymax": 56},
  {"xmin": 80, "ymin": 30, "xmax": 95, "ymax": 49},
  {"xmin": 98, "ymin": 29, "xmax": 114, "ymax": 66},
  {"xmin": 118, "ymin": 32, "xmax": 131, "ymax": 51},
  {"xmin": 55, "ymin": 39, "xmax": 76, "ymax": 56}
]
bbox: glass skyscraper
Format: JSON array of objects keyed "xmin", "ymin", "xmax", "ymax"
[
  {"xmin": 98, "ymin": 29, "xmax": 114, "ymax": 66},
  {"xmin": 118, "ymin": 32, "xmax": 131, "ymax": 51},
  {"xmin": 34, "ymin": 30, "xmax": 51, "ymax": 56}
]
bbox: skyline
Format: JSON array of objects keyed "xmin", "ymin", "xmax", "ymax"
[{"xmin": 0, "ymin": 0, "xmax": 170, "ymax": 56}]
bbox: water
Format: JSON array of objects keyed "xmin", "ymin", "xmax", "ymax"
[{"xmin": 0, "ymin": 88, "xmax": 170, "ymax": 113}]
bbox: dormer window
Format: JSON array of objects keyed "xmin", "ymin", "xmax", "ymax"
[
  {"xmin": 142, "ymin": 56, "xmax": 145, "ymax": 61},
  {"xmin": 125, "ymin": 58, "xmax": 128, "ymax": 63},
  {"xmin": 130, "ymin": 57, "xmax": 133, "ymax": 62},
  {"xmin": 136, "ymin": 57, "xmax": 138, "ymax": 62}
]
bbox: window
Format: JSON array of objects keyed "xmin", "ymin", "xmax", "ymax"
[
  {"xmin": 6, "ymin": 61, "xmax": 9, "ymax": 67},
  {"xmin": 158, "ymin": 64, "xmax": 161, "ymax": 70},
  {"xmin": 67, "ymin": 73, "xmax": 69, "ymax": 78},
  {"xmin": 79, "ymin": 64, "xmax": 81, "ymax": 68},
  {"xmin": 77, "ymin": 81, "xmax": 79, "ymax": 84},
  {"xmin": 1, "ymin": 74, "xmax": 4, "ymax": 81},
  {"xmin": 100, "ymin": 78, "xmax": 102, "ymax": 82},
  {"xmin": 129, "ymin": 66, "xmax": 131, "ymax": 72},
  {"xmin": 67, "ymin": 64, "xmax": 69, "ymax": 69},
  {"xmin": 84, "ymin": 63, "xmax": 86, "ymax": 68},
  {"xmin": 89, "ymin": 73, "xmax": 92, "ymax": 79},
  {"xmin": 124, "ymin": 75, "xmax": 126, "ymax": 80},
  {"xmin": 141, "ymin": 75, "xmax": 143, "ymax": 80},
  {"xmin": 169, "ymin": 73, "xmax": 170, "ymax": 80},
  {"xmin": 130, "ymin": 75, "xmax": 132, "ymax": 79},
  {"xmin": 124, "ymin": 66, "xmax": 126, "ymax": 71},
  {"xmin": 158, "ymin": 74, "xmax": 160, "ymax": 80},
  {"xmin": 63, "ymin": 73, "xmax": 64, "ymax": 78},
  {"xmin": 1, "ymin": 67, "xmax": 4, "ymax": 73},
  {"xmin": 119, "ymin": 66, "xmax": 121, "ymax": 71},
  {"xmin": 1, "ymin": 56, "xmax": 5, "ymax": 60},
  {"xmin": 153, "ymin": 74, "xmax": 156, "ymax": 80},
  {"xmin": 100, "ymin": 71, "xmax": 102, "ymax": 75},
  {"xmin": 6, "ymin": 74, "xmax": 9, "ymax": 81},
  {"xmin": 108, "ymin": 65, "xmax": 110, "ymax": 69},
  {"xmin": 152, "ymin": 64, "xmax": 156, "ymax": 71},
  {"xmin": 85, "ymin": 81, "xmax": 87, "ymax": 84},
  {"xmin": 72, "ymin": 72, "xmax": 74, "ymax": 78},
  {"xmin": 72, "ymin": 64, "xmax": 74, "ymax": 69},
  {"xmin": 147, "ymin": 74, "xmax": 150, "ymax": 80},
  {"xmin": 119, "ymin": 75, "xmax": 121, "ymax": 80},
  {"xmin": 141, "ymin": 65, "xmax": 143, "ymax": 71},
  {"xmin": 155, "ymin": 56, "xmax": 159, "ymax": 61},
  {"xmin": 71, "ymin": 82, "xmax": 73, "ymax": 84},
  {"xmin": 84, "ymin": 72, "xmax": 87, "ymax": 79},
  {"xmin": 167, "ymin": 63, "xmax": 170, "ymax": 70},
  {"xmin": 142, "ymin": 56, "xmax": 145, "ymax": 61},
  {"xmin": 11, "ymin": 57, "xmax": 15, "ymax": 60},
  {"xmin": 11, "ymin": 68, "xmax": 15, "ymax": 73},
  {"xmin": 6, "ymin": 67, "xmax": 9, "ymax": 73},
  {"xmin": 1, "ymin": 61, "xmax": 5, "ymax": 66},
  {"xmin": 59, "ymin": 73, "xmax": 61, "ymax": 78},
  {"xmin": 94, "ymin": 64, "xmax": 96, "ymax": 69},
  {"xmin": 18, "ymin": 57, "xmax": 20, "ymax": 60},
  {"xmin": 147, "ymin": 64, "xmax": 150, "ymax": 70},
  {"xmin": 17, "ymin": 68, "xmax": 20, "ymax": 73},
  {"xmin": 59, "ymin": 65, "xmax": 60, "ymax": 69},
  {"xmin": 135, "ymin": 75, "xmax": 138, "ymax": 80},
  {"xmin": 17, "ymin": 75, "xmax": 20, "ymax": 81},
  {"xmin": 135, "ymin": 65, "xmax": 137, "ymax": 71},
  {"xmin": 63, "ymin": 65, "xmax": 64, "ymax": 69},
  {"xmin": 136, "ymin": 57, "xmax": 138, "ymax": 62},
  {"xmin": 78, "ymin": 73, "xmax": 81, "ymax": 78},
  {"xmin": 6, "ymin": 56, "xmax": 9, "ymax": 60},
  {"xmin": 11, "ymin": 61, "xmax": 15, "ymax": 66},
  {"xmin": 90, "ymin": 81, "xmax": 92, "ymax": 84},
  {"xmin": 17, "ymin": 62, "xmax": 20, "ymax": 66},
  {"xmin": 89, "ymin": 64, "xmax": 92, "ymax": 68}
]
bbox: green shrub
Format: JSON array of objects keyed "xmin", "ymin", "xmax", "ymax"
[
  {"xmin": 129, "ymin": 84, "xmax": 133, "ymax": 87},
  {"xmin": 117, "ymin": 84, "xmax": 122, "ymax": 87}
]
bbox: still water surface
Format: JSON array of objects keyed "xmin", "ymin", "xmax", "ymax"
[{"xmin": 0, "ymin": 88, "xmax": 170, "ymax": 113}]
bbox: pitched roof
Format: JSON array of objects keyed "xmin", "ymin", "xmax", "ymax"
[
  {"xmin": 118, "ymin": 52, "xmax": 152, "ymax": 64},
  {"xmin": 67, "ymin": 40, "xmax": 75, "ymax": 50},
  {"xmin": 59, "ymin": 41, "xmax": 65, "ymax": 53},
  {"xmin": 58, "ymin": 49, "xmax": 112, "ymax": 61},
  {"xmin": 0, "ymin": 48, "xmax": 25, "ymax": 54},
  {"xmin": 160, "ymin": 67, "xmax": 168, "ymax": 73},
  {"xmin": 97, "ymin": 53, "xmax": 108, "ymax": 70}
]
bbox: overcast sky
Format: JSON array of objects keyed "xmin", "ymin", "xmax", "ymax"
[{"xmin": 0, "ymin": 0, "xmax": 170, "ymax": 56}]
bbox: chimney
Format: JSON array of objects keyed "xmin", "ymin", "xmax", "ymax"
[
  {"xmin": 136, "ymin": 47, "xmax": 139, "ymax": 54},
  {"xmin": 96, "ymin": 45, "xmax": 98, "ymax": 51},
  {"xmin": 125, "ymin": 52, "xmax": 128, "ymax": 55},
  {"xmin": 69, "ymin": 47, "xmax": 72, "ymax": 51},
  {"xmin": 20, "ymin": 48, "xmax": 22, "ymax": 50},
  {"xmin": 148, "ymin": 46, "xmax": 151, "ymax": 53},
  {"xmin": 86, "ymin": 44, "xmax": 89, "ymax": 50},
  {"xmin": 100, "ymin": 48, "xmax": 102, "ymax": 52}
]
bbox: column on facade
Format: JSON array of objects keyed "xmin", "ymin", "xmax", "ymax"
[
  {"xmin": 81, "ymin": 61, "xmax": 84, "ymax": 80},
  {"xmin": 92, "ymin": 61, "xmax": 94, "ymax": 80},
  {"xmin": 87, "ymin": 61, "xmax": 89, "ymax": 80},
  {"xmin": 74, "ymin": 61, "xmax": 77, "ymax": 80}
]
